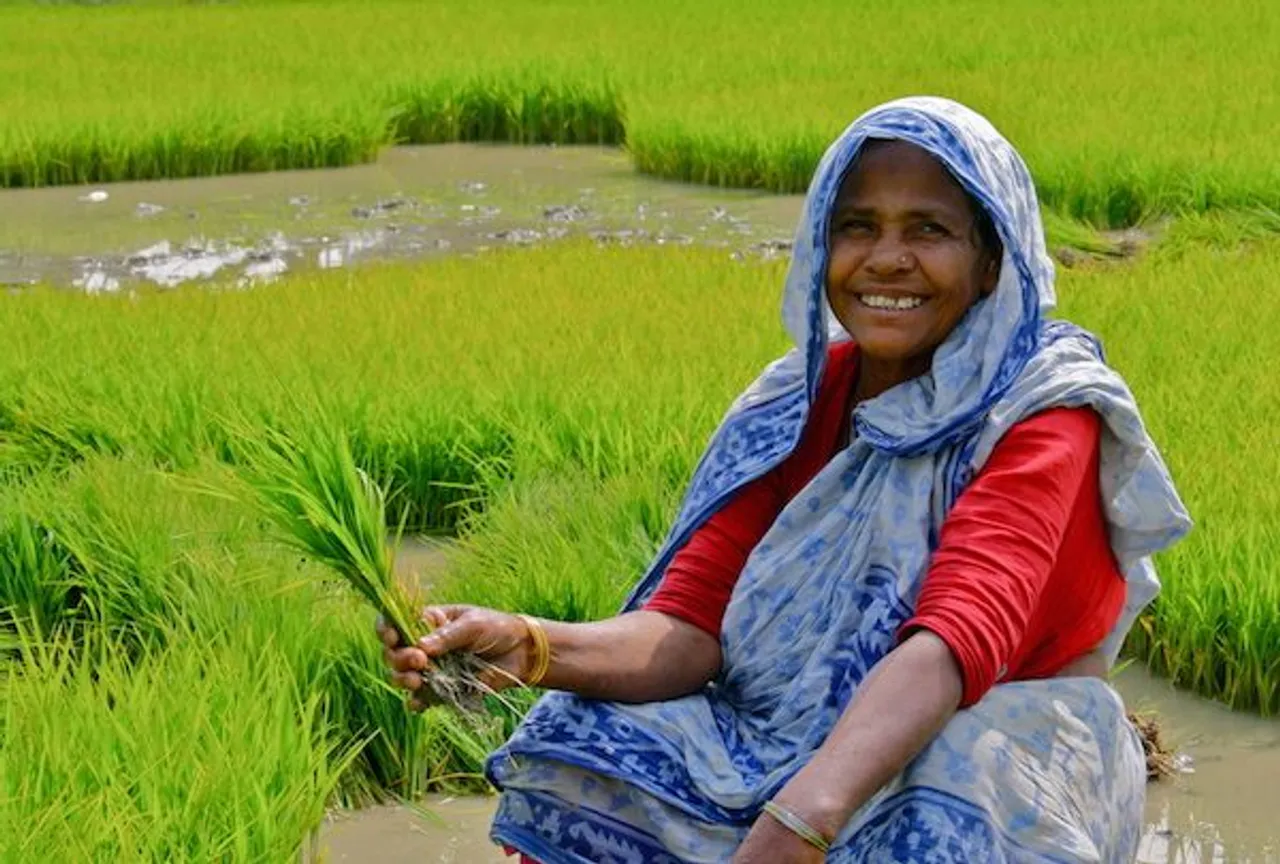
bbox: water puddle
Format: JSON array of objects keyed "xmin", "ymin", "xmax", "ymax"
[
  {"xmin": 0, "ymin": 145, "xmax": 803, "ymax": 292},
  {"xmin": 311, "ymin": 796, "xmax": 507, "ymax": 864},
  {"xmin": 1118, "ymin": 665, "xmax": 1280, "ymax": 862}
]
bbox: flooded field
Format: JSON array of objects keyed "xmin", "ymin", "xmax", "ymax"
[
  {"xmin": 0, "ymin": 145, "xmax": 802, "ymax": 293},
  {"xmin": 1123, "ymin": 665, "xmax": 1280, "ymax": 863},
  {"xmin": 8, "ymin": 144, "xmax": 1274, "ymax": 863}
]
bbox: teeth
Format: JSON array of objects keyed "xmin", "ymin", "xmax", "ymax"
[{"xmin": 861, "ymin": 294, "xmax": 924, "ymax": 310}]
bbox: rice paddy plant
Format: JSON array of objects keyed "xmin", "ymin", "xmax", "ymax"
[
  {"xmin": 389, "ymin": 76, "xmax": 625, "ymax": 147},
  {"xmin": 0, "ymin": 112, "xmax": 387, "ymax": 189},
  {"xmin": 1058, "ymin": 238, "xmax": 1280, "ymax": 715},
  {"xmin": 4, "ymin": 0, "xmax": 1280, "ymax": 225},
  {"xmin": 226, "ymin": 419, "xmax": 498, "ymax": 713},
  {"xmin": 0, "ymin": 628, "xmax": 354, "ymax": 861},
  {"xmin": 436, "ymin": 468, "xmax": 675, "ymax": 624},
  {"xmin": 0, "ymin": 245, "xmax": 787, "ymax": 530},
  {"xmin": 0, "ymin": 505, "xmax": 77, "ymax": 644},
  {"xmin": 0, "ymin": 448, "xmax": 505, "ymax": 810},
  {"xmin": 1, "ymin": 233, "xmax": 1278, "ymax": 737},
  {"xmin": 320, "ymin": 621, "xmax": 526, "ymax": 802},
  {"xmin": 17, "ymin": 457, "xmax": 227, "ymax": 658}
]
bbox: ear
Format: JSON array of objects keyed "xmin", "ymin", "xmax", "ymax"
[{"xmin": 979, "ymin": 253, "xmax": 1001, "ymax": 297}]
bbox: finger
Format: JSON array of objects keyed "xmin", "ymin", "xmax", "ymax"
[
  {"xmin": 388, "ymin": 646, "xmax": 429, "ymax": 673},
  {"xmin": 391, "ymin": 670, "xmax": 423, "ymax": 691},
  {"xmin": 383, "ymin": 645, "xmax": 418, "ymax": 669},
  {"xmin": 417, "ymin": 613, "xmax": 488, "ymax": 657},
  {"xmin": 378, "ymin": 624, "xmax": 401, "ymax": 650},
  {"xmin": 421, "ymin": 604, "xmax": 472, "ymax": 628}
]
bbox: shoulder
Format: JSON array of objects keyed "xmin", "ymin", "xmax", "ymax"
[
  {"xmin": 982, "ymin": 406, "xmax": 1101, "ymax": 484},
  {"xmin": 1007, "ymin": 406, "xmax": 1100, "ymax": 440}
]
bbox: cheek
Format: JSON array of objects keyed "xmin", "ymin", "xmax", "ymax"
[
  {"xmin": 825, "ymin": 242, "xmax": 859, "ymax": 289},
  {"xmin": 920, "ymin": 248, "xmax": 985, "ymax": 305}
]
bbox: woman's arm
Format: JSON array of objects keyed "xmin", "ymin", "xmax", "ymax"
[
  {"xmin": 382, "ymin": 606, "xmax": 722, "ymax": 706},
  {"xmin": 535, "ymin": 610, "xmax": 723, "ymax": 701},
  {"xmin": 777, "ymin": 631, "xmax": 961, "ymax": 835},
  {"xmin": 732, "ymin": 631, "xmax": 961, "ymax": 862},
  {"xmin": 736, "ymin": 408, "xmax": 1105, "ymax": 860},
  {"xmin": 385, "ymin": 445, "xmax": 790, "ymax": 707}
]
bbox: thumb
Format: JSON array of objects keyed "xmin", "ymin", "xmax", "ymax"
[
  {"xmin": 417, "ymin": 612, "xmax": 487, "ymax": 658},
  {"xmin": 421, "ymin": 604, "xmax": 473, "ymax": 630}
]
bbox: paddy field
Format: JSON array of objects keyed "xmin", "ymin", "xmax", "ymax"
[{"xmin": 2, "ymin": 1, "xmax": 1278, "ymax": 860}]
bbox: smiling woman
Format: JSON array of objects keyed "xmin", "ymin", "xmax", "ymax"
[
  {"xmin": 381, "ymin": 97, "xmax": 1191, "ymax": 863},
  {"xmin": 825, "ymin": 140, "xmax": 1002, "ymax": 402}
]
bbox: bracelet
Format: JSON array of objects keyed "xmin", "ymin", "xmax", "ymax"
[
  {"xmin": 516, "ymin": 614, "xmax": 551, "ymax": 687},
  {"xmin": 761, "ymin": 801, "xmax": 832, "ymax": 854}
]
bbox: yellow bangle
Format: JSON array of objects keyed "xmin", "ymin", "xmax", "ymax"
[
  {"xmin": 516, "ymin": 614, "xmax": 551, "ymax": 687},
  {"xmin": 761, "ymin": 801, "xmax": 832, "ymax": 853}
]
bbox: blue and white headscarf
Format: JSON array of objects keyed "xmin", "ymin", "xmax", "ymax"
[{"xmin": 487, "ymin": 97, "xmax": 1191, "ymax": 863}]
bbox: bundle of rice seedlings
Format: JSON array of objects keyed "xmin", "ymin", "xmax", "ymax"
[
  {"xmin": 1128, "ymin": 711, "xmax": 1177, "ymax": 781},
  {"xmin": 228, "ymin": 420, "xmax": 494, "ymax": 714}
]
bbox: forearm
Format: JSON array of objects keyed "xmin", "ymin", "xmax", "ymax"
[
  {"xmin": 776, "ymin": 630, "xmax": 963, "ymax": 838},
  {"xmin": 537, "ymin": 610, "xmax": 722, "ymax": 703}
]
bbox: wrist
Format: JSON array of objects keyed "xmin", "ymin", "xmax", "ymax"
[
  {"xmin": 772, "ymin": 774, "xmax": 854, "ymax": 842},
  {"xmin": 515, "ymin": 613, "xmax": 551, "ymax": 686},
  {"xmin": 760, "ymin": 799, "xmax": 834, "ymax": 855}
]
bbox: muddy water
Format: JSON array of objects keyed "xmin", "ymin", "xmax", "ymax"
[
  {"xmin": 313, "ymin": 797, "xmax": 507, "ymax": 864},
  {"xmin": 0, "ymin": 145, "xmax": 802, "ymax": 292},
  {"xmin": 1120, "ymin": 665, "xmax": 1280, "ymax": 863},
  {"xmin": 328, "ymin": 545, "xmax": 1280, "ymax": 864}
]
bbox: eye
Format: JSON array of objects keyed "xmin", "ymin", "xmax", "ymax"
[
  {"xmin": 836, "ymin": 217, "xmax": 875, "ymax": 234},
  {"xmin": 918, "ymin": 222, "xmax": 950, "ymax": 237}
]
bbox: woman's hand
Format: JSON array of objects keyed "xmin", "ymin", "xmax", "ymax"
[
  {"xmin": 732, "ymin": 812, "xmax": 828, "ymax": 864},
  {"xmin": 378, "ymin": 604, "xmax": 533, "ymax": 711}
]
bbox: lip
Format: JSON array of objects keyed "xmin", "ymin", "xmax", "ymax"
[
  {"xmin": 852, "ymin": 288, "xmax": 930, "ymax": 312},
  {"xmin": 852, "ymin": 286, "xmax": 929, "ymax": 301}
]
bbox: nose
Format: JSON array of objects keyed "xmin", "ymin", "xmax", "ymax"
[{"xmin": 864, "ymin": 231, "xmax": 914, "ymax": 276}]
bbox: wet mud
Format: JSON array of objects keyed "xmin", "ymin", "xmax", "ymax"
[
  {"xmin": 0, "ymin": 145, "xmax": 803, "ymax": 292},
  {"xmin": 310, "ymin": 797, "xmax": 507, "ymax": 864},
  {"xmin": 1121, "ymin": 665, "xmax": 1280, "ymax": 863}
]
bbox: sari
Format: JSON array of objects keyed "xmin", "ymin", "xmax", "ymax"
[{"xmin": 486, "ymin": 97, "xmax": 1191, "ymax": 863}]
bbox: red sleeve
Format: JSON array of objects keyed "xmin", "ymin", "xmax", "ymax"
[
  {"xmin": 899, "ymin": 407, "xmax": 1102, "ymax": 708},
  {"xmin": 642, "ymin": 469, "xmax": 785, "ymax": 636}
]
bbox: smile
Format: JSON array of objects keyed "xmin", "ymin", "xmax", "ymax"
[{"xmin": 857, "ymin": 294, "xmax": 925, "ymax": 311}]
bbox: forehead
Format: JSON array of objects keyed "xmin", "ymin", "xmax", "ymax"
[{"xmin": 834, "ymin": 140, "xmax": 971, "ymax": 211}]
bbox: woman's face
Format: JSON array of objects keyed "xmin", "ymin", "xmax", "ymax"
[{"xmin": 825, "ymin": 140, "xmax": 1000, "ymax": 377}]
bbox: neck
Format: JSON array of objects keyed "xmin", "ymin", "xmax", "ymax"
[{"xmin": 853, "ymin": 355, "xmax": 931, "ymax": 403}]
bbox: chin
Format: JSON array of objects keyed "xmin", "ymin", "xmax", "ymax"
[{"xmin": 848, "ymin": 335, "xmax": 920, "ymax": 361}]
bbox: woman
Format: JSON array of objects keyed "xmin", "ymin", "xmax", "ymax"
[{"xmin": 381, "ymin": 97, "xmax": 1190, "ymax": 862}]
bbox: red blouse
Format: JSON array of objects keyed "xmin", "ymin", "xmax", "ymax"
[{"xmin": 642, "ymin": 341, "xmax": 1126, "ymax": 708}]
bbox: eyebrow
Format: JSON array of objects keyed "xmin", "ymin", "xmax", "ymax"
[{"xmin": 833, "ymin": 204, "xmax": 967, "ymax": 222}]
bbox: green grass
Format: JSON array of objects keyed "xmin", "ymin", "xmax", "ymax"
[
  {"xmin": 1, "ymin": 237, "xmax": 1277, "ymax": 855},
  {"xmin": 0, "ymin": 631, "xmax": 350, "ymax": 862},
  {"xmin": 1056, "ymin": 225, "xmax": 1280, "ymax": 713},
  {"xmin": 3, "ymin": 0, "xmax": 1280, "ymax": 225},
  {"xmin": 1, "ymin": 239, "xmax": 1277, "ymax": 712}
]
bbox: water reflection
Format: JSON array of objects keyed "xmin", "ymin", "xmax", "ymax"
[{"xmin": 0, "ymin": 145, "xmax": 803, "ymax": 292}]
